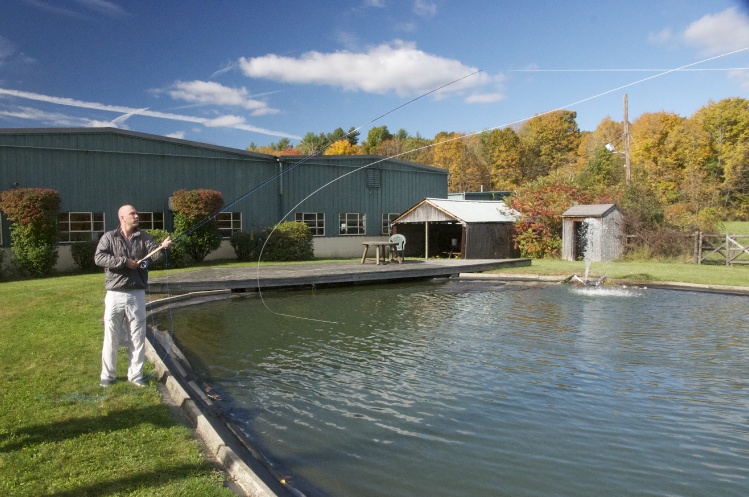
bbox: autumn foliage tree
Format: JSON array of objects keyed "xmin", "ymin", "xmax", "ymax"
[
  {"xmin": 518, "ymin": 110, "xmax": 581, "ymax": 180},
  {"xmin": 171, "ymin": 189, "xmax": 224, "ymax": 262},
  {"xmin": 507, "ymin": 175, "xmax": 597, "ymax": 258},
  {"xmin": 323, "ymin": 139, "xmax": 361, "ymax": 155},
  {"xmin": 0, "ymin": 187, "xmax": 61, "ymax": 276},
  {"xmin": 250, "ymin": 97, "xmax": 749, "ymax": 257}
]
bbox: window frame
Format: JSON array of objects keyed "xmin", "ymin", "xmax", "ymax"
[
  {"xmin": 58, "ymin": 211, "xmax": 106, "ymax": 243},
  {"xmin": 381, "ymin": 212, "xmax": 400, "ymax": 235},
  {"xmin": 136, "ymin": 211, "xmax": 164, "ymax": 231},
  {"xmin": 216, "ymin": 211, "xmax": 242, "ymax": 239},
  {"xmin": 295, "ymin": 212, "xmax": 325, "ymax": 237},
  {"xmin": 339, "ymin": 212, "xmax": 366, "ymax": 236}
]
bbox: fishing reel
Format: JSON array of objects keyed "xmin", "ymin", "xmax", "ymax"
[{"xmin": 139, "ymin": 260, "xmax": 150, "ymax": 270}]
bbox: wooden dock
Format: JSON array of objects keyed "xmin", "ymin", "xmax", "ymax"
[{"xmin": 148, "ymin": 258, "xmax": 531, "ymax": 293}]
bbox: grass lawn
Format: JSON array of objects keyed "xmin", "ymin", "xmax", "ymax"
[
  {"xmin": 722, "ymin": 221, "xmax": 749, "ymax": 234},
  {"xmin": 2, "ymin": 256, "xmax": 747, "ymax": 496},
  {"xmin": 492, "ymin": 257, "xmax": 749, "ymax": 287},
  {"xmin": 0, "ymin": 273, "xmax": 235, "ymax": 497}
]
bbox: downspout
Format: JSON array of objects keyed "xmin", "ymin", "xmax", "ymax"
[{"xmin": 277, "ymin": 157, "xmax": 284, "ymax": 221}]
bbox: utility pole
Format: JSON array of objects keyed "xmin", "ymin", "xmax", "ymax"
[{"xmin": 623, "ymin": 94, "xmax": 631, "ymax": 184}]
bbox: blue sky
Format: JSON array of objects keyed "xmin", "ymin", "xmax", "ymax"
[{"xmin": 1, "ymin": 0, "xmax": 749, "ymax": 151}]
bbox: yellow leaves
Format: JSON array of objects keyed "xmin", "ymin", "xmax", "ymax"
[{"xmin": 323, "ymin": 139, "xmax": 362, "ymax": 155}]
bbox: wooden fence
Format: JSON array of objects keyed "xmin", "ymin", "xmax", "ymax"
[{"xmin": 696, "ymin": 233, "xmax": 749, "ymax": 265}]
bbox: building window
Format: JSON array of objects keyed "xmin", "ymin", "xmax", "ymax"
[
  {"xmin": 58, "ymin": 212, "xmax": 105, "ymax": 243},
  {"xmin": 296, "ymin": 212, "xmax": 325, "ymax": 236},
  {"xmin": 138, "ymin": 212, "xmax": 164, "ymax": 231},
  {"xmin": 339, "ymin": 213, "xmax": 365, "ymax": 235},
  {"xmin": 382, "ymin": 213, "xmax": 400, "ymax": 235},
  {"xmin": 216, "ymin": 212, "xmax": 242, "ymax": 239}
]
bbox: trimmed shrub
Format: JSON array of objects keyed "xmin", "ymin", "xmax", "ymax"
[
  {"xmin": 260, "ymin": 221, "xmax": 314, "ymax": 261},
  {"xmin": 171, "ymin": 189, "xmax": 223, "ymax": 262},
  {"xmin": 230, "ymin": 230, "xmax": 262, "ymax": 262},
  {"xmin": 146, "ymin": 229, "xmax": 187, "ymax": 269},
  {"xmin": 70, "ymin": 241, "xmax": 100, "ymax": 272},
  {"xmin": 0, "ymin": 188, "xmax": 60, "ymax": 277}
]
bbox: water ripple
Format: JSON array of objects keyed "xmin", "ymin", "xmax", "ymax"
[{"xmin": 161, "ymin": 282, "xmax": 749, "ymax": 497}]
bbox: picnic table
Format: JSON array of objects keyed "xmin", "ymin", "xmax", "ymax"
[{"xmin": 361, "ymin": 241, "xmax": 401, "ymax": 265}]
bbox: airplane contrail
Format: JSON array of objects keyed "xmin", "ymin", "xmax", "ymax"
[{"xmin": 0, "ymin": 87, "xmax": 301, "ymax": 139}]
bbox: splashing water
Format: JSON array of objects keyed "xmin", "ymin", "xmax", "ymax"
[
  {"xmin": 582, "ymin": 217, "xmax": 600, "ymax": 282},
  {"xmin": 570, "ymin": 285, "xmax": 644, "ymax": 297}
]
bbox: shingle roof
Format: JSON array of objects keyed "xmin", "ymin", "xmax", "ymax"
[{"xmin": 561, "ymin": 203, "xmax": 618, "ymax": 217}]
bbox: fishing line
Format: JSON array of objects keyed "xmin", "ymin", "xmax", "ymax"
[
  {"xmin": 164, "ymin": 69, "xmax": 484, "ymax": 247},
  {"xmin": 254, "ymin": 45, "xmax": 749, "ymax": 322},
  {"xmin": 371, "ymin": 45, "xmax": 749, "ymax": 163},
  {"xmin": 250, "ymin": 70, "xmax": 483, "ymax": 324},
  {"xmin": 143, "ymin": 70, "xmax": 484, "ymax": 329}
]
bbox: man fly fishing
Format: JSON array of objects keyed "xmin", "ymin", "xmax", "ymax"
[{"xmin": 94, "ymin": 204, "xmax": 171, "ymax": 387}]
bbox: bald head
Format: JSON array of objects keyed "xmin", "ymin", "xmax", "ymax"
[{"xmin": 118, "ymin": 205, "xmax": 140, "ymax": 235}]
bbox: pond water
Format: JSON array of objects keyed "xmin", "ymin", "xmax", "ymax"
[{"xmin": 156, "ymin": 280, "xmax": 749, "ymax": 497}]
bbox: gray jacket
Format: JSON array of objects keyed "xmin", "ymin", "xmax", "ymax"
[{"xmin": 95, "ymin": 227, "xmax": 162, "ymax": 291}]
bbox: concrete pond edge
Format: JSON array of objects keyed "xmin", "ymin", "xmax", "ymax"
[
  {"xmin": 144, "ymin": 290, "xmax": 297, "ymax": 497},
  {"xmin": 142, "ymin": 274, "xmax": 749, "ymax": 496}
]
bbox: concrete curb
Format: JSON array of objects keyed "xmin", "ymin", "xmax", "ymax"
[
  {"xmin": 460, "ymin": 272, "xmax": 749, "ymax": 295},
  {"xmin": 145, "ymin": 334, "xmax": 287, "ymax": 497},
  {"xmin": 142, "ymin": 272, "xmax": 748, "ymax": 496}
]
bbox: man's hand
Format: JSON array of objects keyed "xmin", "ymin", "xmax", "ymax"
[
  {"xmin": 125, "ymin": 258, "xmax": 139, "ymax": 269},
  {"xmin": 161, "ymin": 236, "xmax": 172, "ymax": 250}
]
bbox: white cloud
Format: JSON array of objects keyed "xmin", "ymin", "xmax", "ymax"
[
  {"xmin": 0, "ymin": 106, "xmax": 83, "ymax": 126},
  {"xmin": 0, "ymin": 35, "xmax": 36, "ymax": 67},
  {"xmin": 25, "ymin": 0, "xmax": 129, "ymax": 19},
  {"xmin": 166, "ymin": 131, "xmax": 186, "ymax": 139},
  {"xmin": 465, "ymin": 92, "xmax": 504, "ymax": 104},
  {"xmin": 728, "ymin": 68, "xmax": 749, "ymax": 90},
  {"xmin": 364, "ymin": 0, "xmax": 385, "ymax": 7},
  {"xmin": 395, "ymin": 22, "xmax": 418, "ymax": 33},
  {"xmin": 203, "ymin": 115, "xmax": 246, "ymax": 127},
  {"xmin": 413, "ymin": 0, "xmax": 437, "ymax": 18},
  {"xmin": 0, "ymin": 35, "xmax": 16, "ymax": 61},
  {"xmin": 162, "ymin": 80, "xmax": 279, "ymax": 116},
  {"xmin": 75, "ymin": 0, "xmax": 129, "ymax": 18},
  {"xmin": 239, "ymin": 40, "xmax": 493, "ymax": 98},
  {"xmin": 648, "ymin": 28, "xmax": 673, "ymax": 45},
  {"xmin": 683, "ymin": 7, "xmax": 749, "ymax": 55},
  {"xmin": 0, "ymin": 87, "xmax": 299, "ymax": 138}
]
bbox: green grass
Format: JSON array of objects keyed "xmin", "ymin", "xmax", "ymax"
[
  {"xmin": 722, "ymin": 221, "xmax": 749, "ymax": 234},
  {"xmin": 492, "ymin": 257, "xmax": 749, "ymax": 287},
  {"xmin": 2, "ymin": 256, "xmax": 747, "ymax": 496},
  {"xmin": 0, "ymin": 274, "xmax": 235, "ymax": 497}
]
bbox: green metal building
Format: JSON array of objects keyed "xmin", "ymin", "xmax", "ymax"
[{"xmin": 0, "ymin": 128, "xmax": 447, "ymax": 267}]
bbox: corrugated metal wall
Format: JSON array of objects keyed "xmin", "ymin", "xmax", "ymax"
[
  {"xmin": 0, "ymin": 128, "xmax": 447, "ymax": 248},
  {"xmin": 278, "ymin": 155, "xmax": 447, "ymax": 236}
]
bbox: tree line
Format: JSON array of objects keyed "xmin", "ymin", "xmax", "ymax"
[{"xmin": 250, "ymin": 97, "xmax": 749, "ymax": 258}]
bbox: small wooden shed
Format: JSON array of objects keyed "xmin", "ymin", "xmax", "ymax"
[
  {"xmin": 391, "ymin": 198, "xmax": 520, "ymax": 259},
  {"xmin": 561, "ymin": 204, "xmax": 624, "ymax": 262}
]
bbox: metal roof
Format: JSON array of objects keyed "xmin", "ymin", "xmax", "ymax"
[
  {"xmin": 561, "ymin": 203, "xmax": 619, "ymax": 217},
  {"xmin": 393, "ymin": 198, "xmax": 519, "ymax": 224}
]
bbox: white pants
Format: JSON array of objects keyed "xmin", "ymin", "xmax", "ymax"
[{"xmin": 101, "ymin": 289, "xmax": 147, "ymax": 382}]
